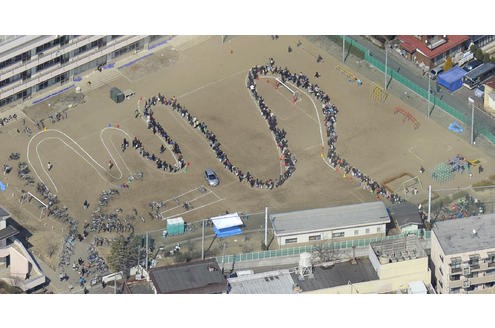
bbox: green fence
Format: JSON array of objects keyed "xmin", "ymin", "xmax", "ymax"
[
  {"xmin": 217, "ymin": 229, "xmax": 431, "ymax": 264},
  {"xmin": 332, "ymin": 36, "xmax": 495, "ymax": 144}
]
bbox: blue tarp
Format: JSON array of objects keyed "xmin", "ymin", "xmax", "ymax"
[
  {"xmin": 437, "ymin": 66, "xmax": 467, "ymax": 92},
  {"xmin": 0, "ymin": 181, "xmax": 5, "ymax": 191},
  {"xmin": 213, "ymin": 226, "xmax": 243, "ymax": 238},
  {"xmin": 448, "ymin": 122, "xmax": 464, "ymax": 134}
]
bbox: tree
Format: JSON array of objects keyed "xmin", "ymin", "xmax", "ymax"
[
  {"xmin": 108, "ymin": 234, "xmax": 139, "ymax": 277},
  {"xmin": 443, "ymin": 56, "xmax": 453, "ymax": 72}
]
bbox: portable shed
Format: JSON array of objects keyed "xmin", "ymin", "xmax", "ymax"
[
  {"xmin": 437, "ymin": 66, "xmax": 466, "ymax": 92},
  {"xmin": 166, "ymin": 217, "xmax": 185, "ymax": 236},
  {"xmin": 211, "ymin": 212, "xmax": 243, "ymax": 238}
]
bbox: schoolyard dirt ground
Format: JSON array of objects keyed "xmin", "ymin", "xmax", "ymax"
[{"xmin": 0, "ymin": 35, "xmax": 493, "ymax": 292}]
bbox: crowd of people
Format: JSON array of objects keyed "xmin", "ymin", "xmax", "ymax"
[
  {"xmin": 127, "ymin": 96, "xmax": 186, "ymax": 173},
  {"xmin": 130, "ymin": 59, "xmax": 403, "ymax": 202},
  {"xmin": 249, "ymin": 59, "xmax": 402, "ymax": 203}
]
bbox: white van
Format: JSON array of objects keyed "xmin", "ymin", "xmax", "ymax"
[{"xmin": 429, "ymin": 65, "xmax": 444, "ymax": 80}]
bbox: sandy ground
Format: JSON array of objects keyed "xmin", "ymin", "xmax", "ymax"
[{"xmin": 1, "ymin": 35, "xmax": 493, "ymax": 278}]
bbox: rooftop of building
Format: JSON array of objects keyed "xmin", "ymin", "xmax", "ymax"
[
  {"xmin": 291, "ymin": 258, "xmax": 379, "ymax": 292},
  {"xmin": 149, "ymin": 258, "xmax": 227, "ymax": 294},
  {"xmin": 389, "ymin": 202, "xmax": 422, "ymax": 228},
  {"xmin": 270, "ymin": 201, "xmax": 390, "ymax": 236},
  {"xmin": 370, "ymin": 235, "xmax": 427, "ymax": 263},
  {"xmin": 0, "ymin": 225, "xmax": 18, "ymax": 241},
  {"xmin": 122, "ymin": 279, "xmax": 154, "ymax": 294},
  {"xmin": 397, "ymin": 35, "xmax": 470, "ymax": 59},
  {"xmin": 0, "ymin": 206, "xmax": 10, "ymax": 219},
  {"xmin": 227, "ymin": 269, "xmax": 296, "ymax": 294},
  {"xmin": 433, "ymin": 214, "xmax": 495, "ymax": 255},
  {"xmin": 484, "ymin": 76, "xmax": 495, "ymax": 89}
]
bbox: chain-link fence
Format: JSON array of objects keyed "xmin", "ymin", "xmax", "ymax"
[
  {"xmin": 307, "ymin": 35, "xmax": 495, "ymax": 152},
  {"xmin": 424, "ymin": 184, "xmax": 495, "ymax": 226},
  {"xmin": 217, "ymin": 228, "xmax": 431, "ymax": 264}
]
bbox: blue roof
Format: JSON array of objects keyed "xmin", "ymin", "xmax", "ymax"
[{"xmin": 438, "ymin": 66, "xmax": 466, "ymax": 84}]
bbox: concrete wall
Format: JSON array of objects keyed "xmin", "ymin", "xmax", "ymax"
[{"xmin": 305, "ymin": 270, "xmax": 431, "ymax": 294}]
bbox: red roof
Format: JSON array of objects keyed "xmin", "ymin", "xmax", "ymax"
[{"xmin": 397, "ymin": 35, "xmax": 470, "ymax": 59}]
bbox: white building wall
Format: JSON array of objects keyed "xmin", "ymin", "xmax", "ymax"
[{"xmin": 277, "ymin": 223, "xmax": 387, "ymax": 246}]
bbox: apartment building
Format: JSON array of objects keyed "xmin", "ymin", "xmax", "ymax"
[
  {"xmin": 431, "ymin": 214, "xmax": 495, "ymax": 294},
  {"xmin": 0, "ymin": 35, "xmax": 168, "ymax": 108}
]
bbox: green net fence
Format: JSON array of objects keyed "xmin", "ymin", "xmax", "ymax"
[
  {"xmin": 217, "ymin": 229, "xmax": 431, "ymax": 264},
  {"xmin": 329, "ymin": 36, "xmax": 495, "ymax": 145}
]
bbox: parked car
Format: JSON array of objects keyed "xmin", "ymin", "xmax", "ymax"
[
  {"xmin": 204, "ymin": 168, "xmax": 219, "ymax": 187},
  {"xmin": 429, "ymin": 66, "xmax": 444, "ymax": 80},
  {"xmin": 463, "ymin": 59, "xmax": 482, "ymax": 72}
]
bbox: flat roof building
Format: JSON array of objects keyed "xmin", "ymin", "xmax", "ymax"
[
  {"xmin": 431, "ymin": 214, "xmax": 495, "ymax": 294},
  {"xmin": 227, "ymin": 269, "xmax": 297, "ymax": 294},
  {"xmin": 270, "ymin": 201, "xmax": 390, "ymax": 246}
]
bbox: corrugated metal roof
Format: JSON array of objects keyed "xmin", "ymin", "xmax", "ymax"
[
  {"xmin": 270, "ymin": 202, "xmax": 390, "ymax": 236},
  {"xmin": 228, "ymin": 270, "xmax": 296, "ymax": 294},
  {"xmin": 433, "ymin": 214, "xmax": 495, "ymax": 255},
  {"xmin": 149, "ymin": 258, "xmax": 227, "ymax": 294},
  {"xmin": 0, "ymin": 206, "xmax": 10, "ymax": 218}
]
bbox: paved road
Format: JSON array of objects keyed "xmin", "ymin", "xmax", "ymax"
[{"xmin": 349, "ymin": 36, "xmax": 491, "ymax": 129}]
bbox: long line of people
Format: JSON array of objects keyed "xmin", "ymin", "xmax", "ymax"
[
  {"xmin": 132, "ymin": 60, "xmax": 403, "ymax": 202},
  {"xmin": 251, "ymin": 59, "xmax": 402, "ymax": 204},
  {"xmin": 125, "ymin": 96, "xmax": 186, "ymax": 173},
  {"xmin": 138, "ymin": 85, "xmax": 296, "ymax": 189}
]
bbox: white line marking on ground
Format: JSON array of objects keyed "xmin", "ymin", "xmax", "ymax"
[
  {"xmin": 162, "ymin": 198, "xmax": 225, "ymax": 220},
  {"xmin": 28, "ymin": 127, "xmax": 137, "ymax": 193},
  {"xmin": 178, "ymin": 69, "xmax": 247, "ymax": 98},
  {"xmin": 408, "ymin": 146, "xmax": 423, "ymax": 162}
]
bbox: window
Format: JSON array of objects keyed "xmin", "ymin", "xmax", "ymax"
[
  {"xmin": 354, "ymin": 230, "xmax": 359, "ymax": 236},
  {"xmin": 308, "ymin": 235, "xmax": 321, "ymax": 241},
  {"xmin": 365, "ymin": 228, "xmax": 370, "ymax": 234},
  {"xmin": 332, "ymin": 232, "xmax": 344, "ymax": 238},
  {"xmin": 488, "ymin": 253, "xmax": 495, "ymax": 267},
  {"xmin": 438, "ymin": 279, "xmax": 443, "ymax": 289},
  {"xmin": 450, "ymin": 274, "xmax": 461, "ymax": 281},
  {"xmin": 284, "ymin": 238, "xmax": 297, "ymax": 244},
  {"xmin": 439, "ymin": 267, "xmax": 444, "ymax": 276},
  {"xmin": 450, "ymin": 258, "xmax": 462, "ymax": 273},
  {"xmin": 376, "ymin": 227, "xmax": 381, "ymax": 233},
  {"xmin": 440, "ymin": 254, "xmax": 444, "ymax": 263},
  {"xmin": 469, "ymin": 255, "xmax": 480, "ymax": 269}
]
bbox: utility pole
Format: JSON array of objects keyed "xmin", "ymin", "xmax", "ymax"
[
  {"xmin": 201, "ymin": 219, "xmax": 205, "ymax": 260},
  {"xmin": 145, "ymin": 232, "xmax": 149, "ymax": 271},
  {"xmin": 342, "ymin": 35, "xmax": 345, "ymax": 63},
  {"xmin": 470, "ymin": 99, "xmax": 475, "ymax": 145},
  {"xmin": 384, "ymin": 42, "xmax": 388, "ymax": 91},
  {"xmin": 427, "ymin": 74, "xmax": 431, "ymax": 118},
  {"xmin": 427, "ymin": 185, "xmax": 432, "ymax": 223},
  {"xmin": 264, "ymin": 207, "xmax": 268, "ymax": 247}
]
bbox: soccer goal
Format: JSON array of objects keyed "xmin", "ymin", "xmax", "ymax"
[
  {"xmin": 20, "ymin": 191, "xmax": 49, "ymax": 219},
  {"xmin": 401, "ymin": 176, "xmax": 423, "ymax": 198}
]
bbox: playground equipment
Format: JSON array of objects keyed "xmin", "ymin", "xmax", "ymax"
[
  {"xmin": 394, "ymin": 107, "xmax": 420, "ymax": 130},
  {"xmin": 431, "ymin": 163, "xmax": 453, "ymax": 183},
  {"xmin": 370, "ymin": 83, "xmax": 387, "ymax": 103}
]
